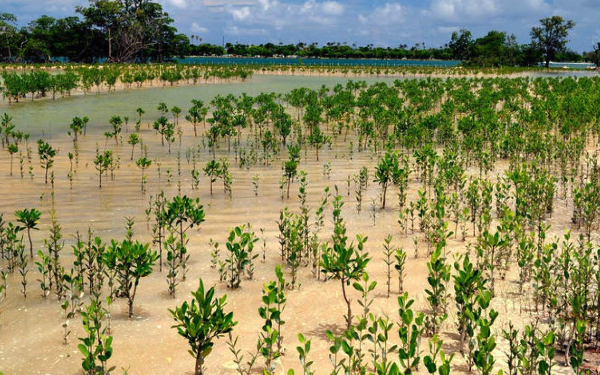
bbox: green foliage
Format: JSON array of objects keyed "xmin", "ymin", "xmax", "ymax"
[
  {"xmin": 102, "ymin": 240, "xmax": 158, "ymax": 318},
  {"xmin": 224, "ymin": 224, "xmax": 258, "ymax": 289},
  {"xmin": 453, "ymin": 254, "xmax": 485, "ymax": 356},
  {"xmin": 374, "ymin": 151, "xmax": 402, "ymax": 209},
  {"xmin": 321, "ymin": 211, "xmax": 370, "ymax": 329},
  {"xmin": 93, "ymin": 149, "xmax": 114, "ymax": 188},
  {"xmin": 424, "ymin": 236, "xmax": 451, "ymax": 336},
  {"xmin": 258, "ymin": 265, "xmax": 287, "ymax": 371},
  {"xmin": 531, "ymin": 16, "xmax": 576, "ymax": 67},
  {"xmin": 169, "ymin": 279, "xmax": 237, "ymax": 375},
  {"xmin": 14, "ymin": 207, "xmax": 41, "ymax": 258},
  {"xmin": 37, "ymin": 139, "xmax": 57, "ymax": 184},
  {"xmin": 390, "ymin": 293, "xmax": 424, "ymax": 375},
  {"xmin": 135, "ymin": 156, "xmax": 152, "ymax": 192},
  {"xmin": 78, "ymin": 298, "xmax": 115, "ymax": 375},
  {"xmin": 471, "ymin": 291, "xmax": 498, "ymax": 375}
]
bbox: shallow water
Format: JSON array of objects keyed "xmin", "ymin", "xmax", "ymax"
[
  {"xmin": 0, "ymin": 75, "xmax": 399, "ymax": 137},
  {"xmin": 2, "ymin": 72, "xmax": 597, "ymax": 138},
  {"xmin": 0, "ymin": 74, "xmax": 585, "ymax": 375}
]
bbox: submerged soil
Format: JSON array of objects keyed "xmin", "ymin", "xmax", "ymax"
[{"xmin": 0, "ymin": 78, "xmax": 590, "ymax": 375}]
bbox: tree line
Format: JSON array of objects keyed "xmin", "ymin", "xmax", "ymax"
[{"xmin": 193, "ymin": 16, "xmax": 593, "ymax": 68}]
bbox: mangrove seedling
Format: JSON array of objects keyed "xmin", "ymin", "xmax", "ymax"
[
  {"xmin": 135, "ymin": 156, "xmax": 152, "ymax": 193},
  {"xmin": 37, "ymin": 139, "xmax": 57, "ymax": 184},
  {"xmin": 321, "ymin": 235, "xmax": 370, "ymax": 329},
  {"xmin": 8, "ymin": 143, "xmax": 18, "ymax": 176},
  {"xmin": 102, "ymin": 240, "xmax": 158, "ymax": 318},
  {"xmin": 394, "ymin": 247, "xmax": 407, "ymax": 295},
  {"xmin": 94, "ymin": 149, "xmax": 114, "ymax": 188},
  {"xmin": 78, "ymin": 298, "xmax": 114, "ymax": 375},
  {"xmin": 390, "ymin": 293, "xmax": 424, "ymax": 375},
  {"xmin": 15, "ymin": 207, "xmax": 41, "ymax": 258},
  {"xmin": 128, "ymin": 133, "xmax": 141, "ymax": 160},
  {"xmin": 203, "ymin": 159, "xmax": 221, "ymax": 195},
  {"xmin": 169, "ymin": 279, "xmax": 237, "ymax": 375},
  {"xmin": 374, "ymin": 151, "xmax": 401, "ymax": 209},
  {"xmin": 224, "ymin": 224, "xmax": 258, "ymax": 289}
]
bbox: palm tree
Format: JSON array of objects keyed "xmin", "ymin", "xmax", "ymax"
[{"xmin": 15, "ymin": 208, "xmax": 42, "ymax": 258}]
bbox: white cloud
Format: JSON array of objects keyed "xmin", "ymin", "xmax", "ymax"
[
  {"xmin": 222, "ymin": 0, "xmax": 344, "ymax": 33},
  {"xmin": 229, "ymin": 6, "xmax": 251, "ymax": 20},
  {"xmin": 430, "ymin": 0, "xmax": 497, "ymax": 20},
  {"xmin": 225, "ymin": 25, "xmax": 269, "ymax": 36},
  {"xmin": 359, "ymin": 3, "xmax": 405, "ymax": 26},
  {"xmin": 191, "ymin": 22, "xmax": 210, "ymax": 33},
  {"xmin": 168, "ymin": 0, "xmax": 189, "ymax": 9},
  {"xmin": 257, "ymin": 0, "xmax": 274, "ymax": 11},
  {"xmin": 429, "ymin": 0, "xmax": 549, "ymax": 22},
  {"xmin": 203, "ymin": 0, "xmax": 255, "ymax": 5},
  {"xmin": 322, "ymin": 1, "xmax": 344, "ymax": 16}
]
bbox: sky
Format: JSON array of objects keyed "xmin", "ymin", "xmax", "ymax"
[{"xmin": 1, "ymin": 0, "xmax": 599, "ymax": 52}]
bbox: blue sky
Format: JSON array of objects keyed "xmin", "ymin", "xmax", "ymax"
[{"xmin": 2, "ymin": 0, "xmax": 599, "ymax": 51}]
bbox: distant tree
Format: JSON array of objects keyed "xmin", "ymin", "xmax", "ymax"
[
  {"xmin": 470, "ymin": 31, "xmax": 519, "ymax": 67},
  {"xmin": 587, "ymin": 42, "xmax": 600, "ymax": 67},
  {"xmin": 449, "ymin": 29, "xmax": 473, "ymax": 61},
  {"xmin": 531, "ymin": 16, "xmax": 576, "ymax": 68},
  {"xmin": 76, "ymin": 0, "xmax": 188, "ymax": 62},
  {"xmin": 0, "ymin": 13, "xmax": 19, "ymax": 60}
]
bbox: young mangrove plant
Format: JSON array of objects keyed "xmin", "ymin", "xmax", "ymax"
[
  {"xmin": 284, "ymin": 145, "xmax": 301, "ymax": 199},
  {"xmin": 382, "ymin": 235, "xmax": 394, "ymax": 297},
  {"xmin": 203, "ymin": 159, "xmax": 221, "ymax": 195},
  {"xmin": 321, "ymin": 227, "xmax": 370, "ymax": 328},
  {"xmin": 454, "ymin": 253, "xmax": 486, "ymax": 360},
  {"xmin": 169, "ymin": 279, "xmax": 237, "ymax": 375},
  {"xmin": 103, "ymin": 239, "xmax": 158, "ymax": 318},
  {"xmin": 128, "ymin": 133, "xmax": 141, "ymax": 160},
  {"xmin": 135, "ymin": 156, "xmax": 152, "ymax": 193},
  {"xmin": 424, "ymin": 231, "xmax": 451, "ymax": 336},
  {"xmin": 94, "ymin": 149, "xmax": 114, "ymax": 188},
  {"xmin": 78, "ymin": 296, "xmax": 114, "ymax": 375},
  {"xmin": 162, "ymin": 230, "xmax": 181, "ymax": 294},
  {"xmin": 374, "ymin": 150, "xmax": 401, "ymax": 209},
  {"xmin": 164, "ymin": 195, "xmax": 206, "ymax": 278},
  {"xmin": 224, "ymin": 224, "xmax": 258, "ymax": 289},
  {"xmin": 258, "ymin": 265, "xmax": 287, "ymax": 372},
  {"xmin": 395, "ymin": 246, "xmax": 407, "ymax": 295},
  {"xmin": 390, "ymin": 292, "xmax": 424, "ymax": 375},
  {"xmin": 37, "ymin": 139, "xmax": 57, "ymax": 184},
  {"xmin": 14, "ymin": 207, "xmax": 41, "ymax": 258}
]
